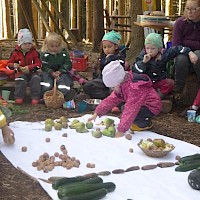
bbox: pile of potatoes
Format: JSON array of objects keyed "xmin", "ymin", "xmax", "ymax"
[{"xmin": 32, "ymin": 145, "xmax": 80, "ymax": 173}]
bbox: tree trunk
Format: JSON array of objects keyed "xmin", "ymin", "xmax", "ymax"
[
  {"xmin": 92, "ymin": 0, "xmax": 104, "ymax": 52},
  {"xmin": 86, "ymin": 0, "xmax": 93, "ymax": 41},
  {"xmin": 126, "ymin": 0, "xmax": 144, "ymax": 64}
]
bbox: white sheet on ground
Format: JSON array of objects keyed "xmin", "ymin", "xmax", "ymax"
[{"xmin": 0, "ymin": 114, "xmax": 200, "ymax": 200}]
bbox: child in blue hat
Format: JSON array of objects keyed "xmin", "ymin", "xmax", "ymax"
[{"xmin": 83, "ymin": 30, "xmax": 129, "ymax": 113}]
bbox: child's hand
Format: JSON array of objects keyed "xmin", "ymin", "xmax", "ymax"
[
  {"xmin": 88, "ymin": 113, "xmax": 97, "ymax": 122},
  {"xmin": 13, "ymin": 63, "xmax": 20, "ymax": 69},
  {"xmin": 115, "ymin": 131, "xmax": 124, "ymax": 138},
  {"xmin": 143, "ymin": 54, "xmax": 151, "ymax": 63},
  {"xmin": 189, "ymin": 51, "xmax": 198, "ymax": 65},
  {"xmin": 19, "ymin": 66, "xmax": 29, "ymax": 74},
  {"xmin": 2, "ymin": 125, "xmax": 15, "ymax": 144}
]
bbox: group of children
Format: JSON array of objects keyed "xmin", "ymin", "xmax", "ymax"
[{"xmin": 1, "ymin": 28, "xmax": 200, "ymax": 144}]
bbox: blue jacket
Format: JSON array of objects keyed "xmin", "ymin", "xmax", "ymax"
[{"xmin": 132, "ymin": 45, "xmax": 191, "ymax": 83}]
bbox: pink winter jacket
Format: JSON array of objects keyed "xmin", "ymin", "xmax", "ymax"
[{"xmin": 95, "ymin": 72, "xmax": 162, "ymax": 133}]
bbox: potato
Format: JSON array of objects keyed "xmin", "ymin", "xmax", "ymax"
[{"xmin": 21, "ymin": 146, "xmax": 27, "ymax": 152}]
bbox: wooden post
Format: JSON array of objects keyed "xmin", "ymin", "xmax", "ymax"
[
  {"xmin": 18, "ymin": 0, "xmax": 39, "ymax": 48},
  {"xmin": 48, "ymin": 0, "xmax": 81, "ymax": 50}
]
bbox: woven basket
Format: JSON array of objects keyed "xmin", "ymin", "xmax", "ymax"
[{"xmin": 44, "ymin": 79, "xmax": 65, "ymax": 109}]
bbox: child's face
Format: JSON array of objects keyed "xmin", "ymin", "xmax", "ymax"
[
  {"xmin": 20, "ymin": 43, "xmax": 33, "ymax": 52},
  {"xmin": 145, "ymin": 43, "xmax": 159, "ymax": 57},
  {"xmin": 102, "ymin": 41, "xmax": 118, "ymax": 55},
  {"xmin": 47, "ymin": 41, "xmax": 61, "ymax": 54}
]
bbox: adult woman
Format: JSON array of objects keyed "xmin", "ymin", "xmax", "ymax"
[{"xmin": 172, "ymin": 0, "xmax": 200, "ymax": 100}]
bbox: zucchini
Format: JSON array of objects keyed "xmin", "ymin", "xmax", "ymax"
[
  {"xmin": 175, "ymin": 161, "xmax": 200, "ymax": 172},
  {"xmin": 179, "ymin": 153, "xmax": 200, "ymax": 163},
  {"xmin": 58, "ymin": 182, "xmax": 116, "ymax": 198},
  {"xmin": 52, "ymin": 176, "xmax": 92, "ymax": 190},
  {"xmin": 60, "ymin": 188, "xmax": 107, "ymax": 200}
]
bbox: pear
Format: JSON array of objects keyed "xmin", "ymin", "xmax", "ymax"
[
  {"xmin": 102, "ymin": 128, "xmax": 115, "ymax": 138},
  {"xmin": 92, "ymin": 128, "xmax": 102, "ymax": 138},
  {"xmin": 70, "ymin": 122, "xmax": 85, "ymax": 129},
  {"xmin": 103, "ymin": 118, "xmax": 114, "ymax": 128},
  {"xmin": 69, "ymin": 119, "xmax": 80, "ymax": 128},
  {"xmin": 45, "ymin": 123, "xmax": 52, "ymax": 132},
  {"xmin": 54, "ymin": 122, "xmax": 62, "ymax": 130},
  {"xmin": 60, "ymin": 116, "xmax": 68, "ymax": 122},
  {"xmin": 61, "ymin": 121, "xmax": 68, "ymax": 129},
  {"xmin": 76, "ymin": 127, "xmax": 89, "ymax": 133},
  {"xmin": 108, "ymin": 126, "xmax": 116, "ymax": 135},
  {"xmin": 45, "ymin": 118, "xmax": 54, "ymax": 126},
  {"xmin": 153, "ymin": 139, "xmax": 165, "ymax": 148},
  {"xmin": 86, "ymin": 121, "xmax": 93, "ymax": 129}
]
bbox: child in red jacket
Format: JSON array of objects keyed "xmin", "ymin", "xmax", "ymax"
[
  {"xmin": 7, "ymin": 28, "xmax": 42, "ymax": 105},
  {"xmin": 88, "ymin": 60, "xmax": 162, "ymax": 137}
]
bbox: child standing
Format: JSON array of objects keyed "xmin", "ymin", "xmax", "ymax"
[
  {"xmin": 0, "ymin": 110, "xmax": 15, "ymax": 144},
  {"xmin": 40, "ymin": 32, "xmax": 76, "ymax": 101},
  {"xmin": 88, "ymin": 60, "xmax": 162, "ymax": 137},
  {"xmin": 132, "ymin": 33, "xmax": 198, "ymax": 113},
  {"xmin": 83, "ymin": 30, "xmax": 129, "ymax": 113},
  {"xmin": 7, "ymin": 28, "xmax": 42, "ymax": 105}
]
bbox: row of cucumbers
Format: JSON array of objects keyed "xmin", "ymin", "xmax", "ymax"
[
  {"xmin": 52, "ymin": 175, "xmax": 116, "ymax": 200},
  {"xmin": 175, "ymin": 153, "xmax": 200, "ymax": 172}
]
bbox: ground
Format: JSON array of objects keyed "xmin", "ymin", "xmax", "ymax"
[{"xmin": 0, "ymin": 41, "xmax": 200, "ymax": 199}]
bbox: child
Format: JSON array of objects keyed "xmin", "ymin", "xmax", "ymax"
[
  {"xmin": 88, "ymin": 60, "xmax": 162, "ymax": 137},
  {"xmin": 7, "ymin": 28, "xmax": 42, "ymax": 105},
  {"xmin": 0, "ymin": 110, "xmax": 15, "ymax": 144},
  {"xmin": 40, "ymin": 32, "xmax": 76, "ymax": 101},
  {"xmin": 83, "ymin": 30, "xmax": 129, "ymax": 113},
  {"xmin": 132, "ymin": 32, "xmax": 198, "ymax": 113}
]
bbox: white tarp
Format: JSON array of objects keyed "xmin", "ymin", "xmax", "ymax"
[{"xmin": 0, "ymin": 114, "xmax": 199, "ymax": 200}]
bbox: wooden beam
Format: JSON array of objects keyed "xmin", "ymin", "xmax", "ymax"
[
  {"xmin": 32, "ymin": 0, "xmax": 51, "ymax": 32},
  {"xmin": 48, "ymin": 0, "xmax": 81, "ymax": 50},
  {"xmin": 40, "ymin": 0, "xmax": 70, "ymax": 49}
]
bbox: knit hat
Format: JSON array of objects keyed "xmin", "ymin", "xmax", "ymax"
[
  {"xmin": 102, "ymin": 30, "xmax": 121, "ymax": 45},
  {"xmin": 145, "ymin": 33, "xmax": 163, "ymax": 49},
  {"xmin": 17, "ymin": 28, "xmax": 33, "ymax": 46},
  {"xmin": 102, "ymin": 60, "xmax": 126, "ymax": 87}
]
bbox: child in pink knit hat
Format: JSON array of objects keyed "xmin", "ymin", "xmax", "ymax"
[{"xmin": 88, "ymin": 60, "xmax": 162, "ymax": 137}]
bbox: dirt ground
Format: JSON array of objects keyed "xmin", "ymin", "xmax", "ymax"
[{"xmin": 0, "ymin": 40, "xmax": 200, "ymax": 199}]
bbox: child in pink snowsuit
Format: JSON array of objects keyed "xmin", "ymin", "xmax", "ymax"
[{"xmin": 88, "ymin": 60, "xmax": 162, "ymax": 137}]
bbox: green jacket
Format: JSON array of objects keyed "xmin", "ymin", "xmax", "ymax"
[{"xmin": 40, "ymin": 48, "xmax": 72, "ymax": 74}]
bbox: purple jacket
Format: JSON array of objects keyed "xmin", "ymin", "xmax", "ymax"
[
  {"xmin": 95, "ymin": 72, "xmax": 162, "ymax": 133},
  {"xmin": 172, "ymin": 16, "xmax": 200, "ymax": 51}
]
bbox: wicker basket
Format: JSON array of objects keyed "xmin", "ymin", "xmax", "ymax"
[
  {"xmin": 138, "ymin": 140, "xmax": 175, "ymax": 158},
  {"xmin": 44, "ymin": 79, "xmax": 65, "ymax": 109}
]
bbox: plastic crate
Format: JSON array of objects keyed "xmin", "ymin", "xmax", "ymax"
[{"xmin": 70, "ymin": 55, "xmax": 88, "ymax": 71}]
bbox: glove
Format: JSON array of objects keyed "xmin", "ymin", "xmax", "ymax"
[{"xmin": 19, "ymin": 66, "xmax": 29, "ymax": 74}]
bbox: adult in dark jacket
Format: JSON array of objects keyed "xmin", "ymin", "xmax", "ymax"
[{"xmin": 172, "ymin": 0, "xmax": 200, "ymax": 100}]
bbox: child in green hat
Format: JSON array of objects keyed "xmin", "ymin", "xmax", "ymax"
[
  {"xmin": 132, "ymin": 32, "xmax": 198, "ymax": 114},
  {"xmin": 83, "ymin": 30, "xmax": 129, "ymax": 113}
]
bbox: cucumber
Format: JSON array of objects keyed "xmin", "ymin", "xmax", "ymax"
[
  {"xmin": 58, "ymin": 182, "xmax": 116, "ymax": 198},
  {"xmin": 81, "ymin": 177, "xmax": 103, "ymax": 184},
  {"xmin": 52, "ymin": 176, "xmax": 92, "ymax": 190},
  {"xmin": 58, "ymin": 177, "xmax": 104, "ymax": 190},
  {"xmin": 60, "ymin": 188, "xmax": 107, "ymax": 200},
  {"xmin": 175, "ymin": 161, "xmax": 200, "ymax": 172},
  {"xmin": 179, "ymin": 153, "xmax": 200, "ymax": 163}
]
